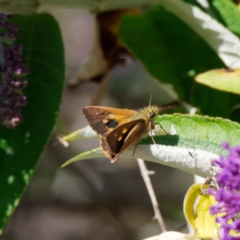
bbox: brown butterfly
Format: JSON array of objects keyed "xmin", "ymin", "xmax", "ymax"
[{"xmin": 82, "ymin": 105, "xmax": 160, "ymax": 162}]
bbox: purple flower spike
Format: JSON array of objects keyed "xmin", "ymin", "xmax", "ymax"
[
  {"xmin": 209, "ymin": 142, "xmax": 240, "ymax": 240},
  {"xmin": 0, "ymin": 14, "xmax": 28, "ymax": 128}
]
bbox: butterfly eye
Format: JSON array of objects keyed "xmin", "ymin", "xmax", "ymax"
[
  {"xmin": 149, "ymin": 112, "xmax": 155, "ymax": 118},
  {"xmin": 107, "ymin": 119, "xmax": 119, "ymax": 128}
]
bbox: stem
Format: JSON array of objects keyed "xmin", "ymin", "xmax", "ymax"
[{"xmin": 137, "ymin": 158, "xmax": 167, "ymax": 232}]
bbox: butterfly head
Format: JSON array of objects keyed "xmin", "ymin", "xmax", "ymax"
[{"xmin": 143, "ymin": 106, "xmax": 159, "ymax": 121}]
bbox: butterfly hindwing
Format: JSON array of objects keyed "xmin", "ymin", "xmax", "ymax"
[{"xmin": 100, "ymin": 119, "xmax": 147, "ymax": 162}]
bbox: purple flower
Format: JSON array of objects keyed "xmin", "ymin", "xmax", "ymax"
[
  {"xmin": 209, "ymin": 142, "xmax": 240, "ymax": 239},
  {"xmin": 0, "ymin": 14, "xmax": 28, "ymax": 128}
]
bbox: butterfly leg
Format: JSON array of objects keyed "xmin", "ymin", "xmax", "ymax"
[
  {"xmin": 132, "ymin": 143, "xmax": 139, "ymax": 157},
  {"xmin": 157, "ymin": 123, "xmax": 169, "ymax": 135},
  {"xmin": 149, "ymin": 124, "xmax": 159, "ymax": 149}
]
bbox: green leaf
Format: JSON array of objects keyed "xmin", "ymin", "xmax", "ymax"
[
  {"xmin": 195, "ymin": 68, "xmax": 240, "ymax": 95},
  {"xmin": 0, "ymin": 14, "xmax": 64, "ymax": 233},
  {"xmin": 119, "ymin": 12, "xmax": 185, "ymax": 99},
  {"xmin": 156, "ymin": 114, "xmax": 240, "ymax": 151},
  {"xmin": 119, "ymin": 7, "xmax": 233, "ymax": 118},
  {"xmin": 212, "ymin": 0, "xmax": 240, "ymax": 35},
  {"xmin": 61, "ymin": 114, "xmax": 239, "ymax": 177}
]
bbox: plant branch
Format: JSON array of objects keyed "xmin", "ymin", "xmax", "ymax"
[{"xmin": 137, "ymin": 158, "xmax": 167, "ymax": 232}]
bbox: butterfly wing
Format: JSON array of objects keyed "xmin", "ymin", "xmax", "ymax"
[
  {"xmin": 100, "ymin": 119, "xmax": 148, "ymax": 162},
  {"xmin": 82, "ymin": 106, "xmax": 138, "ymax": 137}
]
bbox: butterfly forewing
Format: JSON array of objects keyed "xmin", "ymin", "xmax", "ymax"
[{"xmin": 82, "ymin": 106, "xmax": 138, "ymax": 137}]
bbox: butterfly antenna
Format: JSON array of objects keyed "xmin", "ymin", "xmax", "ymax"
[
  {"xmin": 148, "ymin": 80, "xmax": 156, "ymax": 107},
  {"xmin": 165, "ymin": 105, "xmax": 176, "ymax": 110}
]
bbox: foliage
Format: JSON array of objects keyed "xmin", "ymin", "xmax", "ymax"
[
  {"xmin": 0, "ymin": 14, "xmax": 64, "ymax": 232},
  {"xmin": 0, "ymin": 0, "xmax": 240, "ymax": 238}
]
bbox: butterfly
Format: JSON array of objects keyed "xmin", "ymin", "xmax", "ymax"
[{"xmin": 82, "ymin": 105, "xmax": 160, "ymax": 162}]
